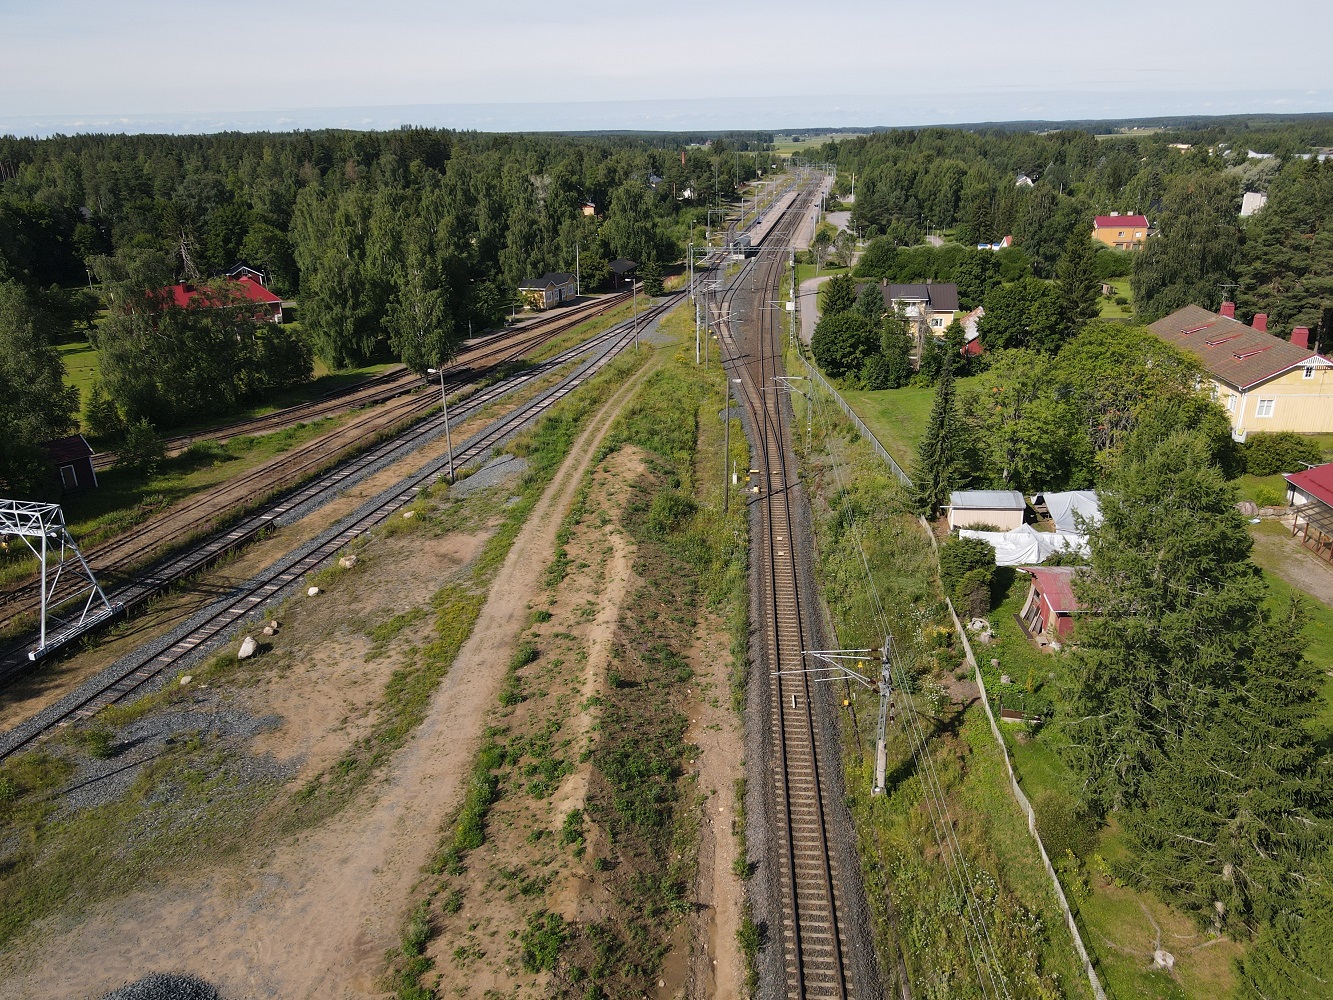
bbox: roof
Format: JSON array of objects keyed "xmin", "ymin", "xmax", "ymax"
[
  {"xmin": 1285, "ymin": 463, "xmax": 1333, "ymax": 509},
  {"xmin": 1093, "ymin": 215, "xmax": 1148, "ymax": 229},
  {"xmin": 950, "ymin": 489, "xmax": 1025, "ymax": 510},
  {"xmin": 883, "ymin": 282, "xmax": 960, "ymax": 313},
  {"xmin": 1021, "ymin": 566, "xmax": 1083, "ymax": 614},
  {"xmin": 609, "ymin": 258, "xmax": 638, "ymax": 274},
  {"xmin": 1148, "ymin": 304, "xmax": 1328, "ymax": 391},
  {"xmin": 518, "ymin": 272, "xmax": 576, "ymax": 290},
  {"xmin": 165, "ymin": 275, "xmax": 281, "ymax": 309},
  {"xmin": 41, "ymin": 434, "xmax": 94, "ymax": 464},
  {"xmin": 1240, "ymin": 191, "xmax": 1268, "ymax": 217}
]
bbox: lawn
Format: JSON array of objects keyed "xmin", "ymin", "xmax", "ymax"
[
  {"xmin": 1097, "ymin": 278, "xmax": 1134, "ymax": 320},
  {"xmin": 795, "ymin": 262, "xmax": 848, "ymax": 286},
  {"xmin": 58, "ymin": 339, "xmax": 100, "ymax": 410},
  {"xmin": 840, "ymin": 376, "xmax": 987, "ymax": 471}
]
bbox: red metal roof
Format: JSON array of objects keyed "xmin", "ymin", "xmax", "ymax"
[
  {"xmin": 1093, "ymin": 215, "xmax": 1148, "ymax": 229},
  {"xmin": 164, "ymin": 275, "xmax": 282, "ymax": 309},
  {"xmin": 1022, "ymin": 566, "xmax": 1082, "ymax": 614},
  {"xmin": 1285, "ymin": 463, "xmax": 1333, "ymax": 509}
]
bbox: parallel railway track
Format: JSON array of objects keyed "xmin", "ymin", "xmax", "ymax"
[
  {"xmin": 718, "ymin": 176, "xmax": 864, "ymax": 999},
  {"xmin": 89, "ymin": 291, "xmax": 632, "ymax": 470},
  {"xmin": 0, "ymin": 285, "xmax": 686, "ymax": 758},
  {"xmin": 0, "ymin": 293, "xmax": 635, "ymax": 637}
]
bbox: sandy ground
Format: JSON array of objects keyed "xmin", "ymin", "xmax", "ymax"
[
  {"xmin": 1252, "ymin": 519, "xmax": 1333, "ymax": 609},
  {"xmin": 0, "ymin": 379, "xmax": 556, "ymax": 735},
  {"xmin": 0, "ymin": 363, "xmax": 657, "ymax": 1000},
  {"xmin": 798, "ymin": 275, "xmax": 834, "ymax": 347},
  {"xmin": 680, "ymin": 612, "xmax": 747, "ymax": 1000}
]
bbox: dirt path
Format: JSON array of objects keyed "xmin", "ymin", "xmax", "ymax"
[
  {"xmin": 1251, "ymin": 519, "xmax": 1333, "ymax": 609},
  {"xmin": 0, "ymin": 361, "xmax": 659, "ymax": 1000},
  {"xmin": 682, "ymin": 612, "xmax": 747, "ymax": 1000}
]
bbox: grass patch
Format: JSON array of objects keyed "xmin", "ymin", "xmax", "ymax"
[{"xmin": 1097, "ymin": 277, "xmax": 1134, "ymax": 320}]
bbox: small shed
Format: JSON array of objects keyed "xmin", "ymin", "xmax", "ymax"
[
  {"xmin": 947, "ymin": 490, "xmax": 1026, "ymax": 531},
  {"xmin": 1017, "ymin": 566, "xmax": 1083, "ymax": 647},
  {"xmin": 42, "ymin": 435, "xmax": 98, "ymax": 494},
  {"xmin": 609, "ymin": 259, "xmax": 637, "ymax": 289}
]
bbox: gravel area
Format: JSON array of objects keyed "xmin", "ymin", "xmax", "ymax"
[
  {"xmin": 100, "ymin": 974, "xmax": 222, "ymax": 1000},
  {"xmin": 59, "ymin": 703, "xmax": 285, "ymax": 814},
  {"xmin": 449, "ymin": 454, "xmax": 528, "ymax": 498}
]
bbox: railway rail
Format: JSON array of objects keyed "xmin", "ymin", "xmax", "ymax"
[
  {"xmin": 0, "ymin": 282, "xmax": 690, "ymax": 758},
  {"xmin": 88, "ymin": 291, "xmax": 632, "ymax": 471},
  {"xmin": 717, "ymin": 175, "xmax": 868, "ymax": 999},
  {"xmin": 0, "ymin": 293, "xmax": 635, "ymax": 635}
]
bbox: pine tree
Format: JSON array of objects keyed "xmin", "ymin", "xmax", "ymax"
[
  {"xmin": 910, "ymin": 361, "xmax": 964, "ymax": 516},
  {"xmin": 821, "ymin": 273, "xmax": 857, "ymax": 316}
]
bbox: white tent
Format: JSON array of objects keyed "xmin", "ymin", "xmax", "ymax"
[
  {"xmin": 959, "ymin": 524, "xmax": 1090, "ymax": 567},
  {"xmin": 1035, "ymin": 491, "xmax": 1101, "ymax": 534}
]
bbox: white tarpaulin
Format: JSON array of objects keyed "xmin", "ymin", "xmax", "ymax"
[
  {"xmin": 959, "ymin": 524, "xmax": 1090, "ymax": 566},
  {"xmin": 1038, "ymin": 491, "xmax": 1101, "ymax": 533}
]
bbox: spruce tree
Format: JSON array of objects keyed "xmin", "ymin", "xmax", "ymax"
[
  {"xmin": 1067, "ymin": 426, "xmax": 1264, "ymax": 813},
  {"xmin": 1055, "ymin": 229, "xmax": 1101, "ymax": 332},
  {"xmin": 910, "ymin": 361, "xmax": 963, "ymax": 516}
]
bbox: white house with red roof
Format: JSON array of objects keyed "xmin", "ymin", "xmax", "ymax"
[
  {"xmin": 1091, "ymin": 213, "xmax": 1149, "ymax": 250},
  {"xmin": 164, "ymin": 275, "xmax": 283, "ymax": 323},
  {"xmin": 1285, "ymin": 463, "xmax": 1333, "ymax": 562}
]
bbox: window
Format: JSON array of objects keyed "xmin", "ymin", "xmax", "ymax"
[
  {"xmin": 1117, "ymin": 230, "xmax": 1125, "ymax": 237},
  {"xmin": 932, "ymin": 317, "xmax": 943, "ymax": 328},
  {"xmin": 1225, "ymin": 394, "xmax": 1236, "ymax": 411},
  {"xmin": 1305, "ymin": 365, "xmax": 1316, "ymax": 379},
  {"xmin": 1256, "ymin": 398, "xmax": 1276, "ymax": 418}
]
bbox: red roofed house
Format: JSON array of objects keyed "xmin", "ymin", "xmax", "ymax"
[
  {"xmin": 1285, "ymin": 463, "xmax": 1333, "ymax": 561},
  {"xmin": 165, "ymin": 275, "xmax": 283, "ymax": 323},
  {"xmin": 41, "ymin": 435, "xmax": 97, "ymax": 494},
  {"xmin": 1148, "ymin": 304, "xmax": 1333, "ymax": 439},
  {"xmin": 1017, "ymin": 566, "xmax": 1083, "ymax": 649},
  {"xmin": 1091, "ymin": 213, "xmax": 1149, "ymax": 250}
]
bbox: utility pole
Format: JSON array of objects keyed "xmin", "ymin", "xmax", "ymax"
[
  {"xmin": 631, "ymin": 278, "xmax": 639, "ymax": 350},
  {"xmin": 427, "ymin": 367, "xmax": 455, "ymax": 481},
  {"xmin": 575, "ymin": 239, "xmax": 580, "ymax": 296}
]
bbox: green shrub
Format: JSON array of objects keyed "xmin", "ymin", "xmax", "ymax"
[
  {"xmin": 120, "ymin": 418, "xmax": 165, "ymax": 473},
  {"xmin": 1242, "ymin": 431, "xmax": 1321, "ymax": 477},
  {"xmin": 519, "ymin": 910, "xmax": 568, "ymax": 972},
  {"xmin": 939, "ymin": 536, "xmax": 997, "ymax": 598},
  {"xmin": 647, "ymin": 490, "xmax": 697, "ymax": 535},
  {"xmin": 955, "ymin": 566, "xmax": 995, "ymax": 618},
  {"xmin": 83, "ymin": 380, "xmax": 125, "ymax": 438}
]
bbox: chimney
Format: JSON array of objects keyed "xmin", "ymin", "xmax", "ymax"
[
  {"xmin": 1220, "ymin": 301, "xmax": 1236, "ymax": 319},
  {"xmin": 1253, "ymin": 313, "xmax": 1268, "ymax": 333},
  {"xmin": 1292, "ymin": 327, "xmax": 1311, "ymax": 349}
]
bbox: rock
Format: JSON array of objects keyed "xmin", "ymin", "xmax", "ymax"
[
  {"xmin": 262, "ymin": 626, "xmax": 276, "ymax": 637},
  {"xmin": 179, "ymin": 675, "xmax": 192, "ymax": 685},
  {"xmin": 267, "ymin": 620, "xmax": 280, "ymax": 631},
  {"xmin": 402, "ymin": 510, "xmax": 415, "ymax": 519},
  {"xmin": 307, "ymin": 586, "xmax": 321, "ymax": 597},
  {"xmin": 1237, "ymin": 500, "xmax": 1259, "ymax": 517},
  {"xmin": 1152, "ymin": 949, "xmax": 1175, "ymax": 971},
  {"xmin": 238, "ymin": 636, "xmax": 257, "ymax": 660},
  {"xmin": 967, "ymin": 618, "xmax": 990, "ymax": 633},
  {"xmin": 1000, "ymin": 674, "xmax": 1012, "ymax": 685},
  {"xmin": 339, "ymin": 555, "xmax": 358, "ymax": 569}
]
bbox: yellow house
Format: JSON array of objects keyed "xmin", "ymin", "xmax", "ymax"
[
  {"xmin": 1149, "ymin": 304, "xmax": 1333, "ymax": 439},
  {"xmin": 1092, "ymin": 214, "xmax": 1149, "ymax": 250},
  {"xmin": 517, "ymin": 272, "xmax": 578, "ymax": 310}
]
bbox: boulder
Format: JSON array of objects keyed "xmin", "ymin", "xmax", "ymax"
[
  {"xmin": 339, "ymin": 555, "xmax": 358, "ymax": 570},
  {"xmin": 238, "ymin": 636, "xmax": 257, "ymax": 660},
  {"xmin": 402, "ymin": 510, "xmax": 415, "ymax": 519},
  {"xmin": 1000, "ymin": 674, "xmax": 1012, "ymax": 685},
  {"xmin": 179, "ymin": 675, "xmax": 192, "ymax": 686},
  {"xmin": 1152, "ymin": 950, "xmax": 1175, "ymax": 971},
  {"xmin": 266, "ymin": 620, "xmax": 280, "ymax": 631},
  {"xmin": 262, "ymin": 626, "xmax": 276, "ymax": 637},
  {"xmin": 307, "ymin": 586, "xmax": 321, "ymax": 597}
]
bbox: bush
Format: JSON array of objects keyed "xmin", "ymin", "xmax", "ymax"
[
  {"xmin": 939, "ymin": 535, "xmax": 997, "ymax": 597},
  {"xmin": 1241, "ymin": 431, "xmax": 1322, "ymax": 477},
  {"xmin": 1113, "ymin": 295, "xmax": 1129, "ymax": 306},
  {"xmin": 520, "ymin": 910, "xmax": 568, "ymax": 972},
  {"xmin": 1094, "ymin": 247, "xmax": 1134, "ymax": 280},
  {"xmin": 83, "ymin": 379, "xmax": 125, "ymax": 438},
  {"xmin": 647, "ymin": 490, "xmax": 697, "ymax": 535},
  {"xmin": 120, "ymin": 418, "xmax": 165, "ymax": 473},
  {"xmin": 956, "ymin": 566, "xmax": 995, "ymax": 618},
  {"xmin": 811, "ymin": 311, "xmax": 876, "ymax": 379}
]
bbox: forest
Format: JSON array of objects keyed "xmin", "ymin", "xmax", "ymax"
[{"xmin": 0, "ymin": 127, "xmax": 772, "ymax": 491}]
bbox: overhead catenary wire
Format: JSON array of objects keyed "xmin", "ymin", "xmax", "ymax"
[{"xmin": 806, "ymin": 361, "xmax": 1013, "ymax": 1000}]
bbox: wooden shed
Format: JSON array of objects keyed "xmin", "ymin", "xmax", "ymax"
[
  {"xmin": 1017, "ymin": 566, "xmax": 1083, "ymax": 648},
  {"xmin": 41, "ymin": 435, "xmax": 98, "ymax": 494}
]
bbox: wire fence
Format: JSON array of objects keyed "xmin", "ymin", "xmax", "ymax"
[{"xmin": 798, "ymin": 349, "xmax": 1106, "ymax": 999}]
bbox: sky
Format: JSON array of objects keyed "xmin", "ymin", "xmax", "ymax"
[{"xmin": 2, "ymin": 0, "xmax": 1331, "ymax": 135}]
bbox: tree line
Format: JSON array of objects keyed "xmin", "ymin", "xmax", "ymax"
[{"xmin": 0, "ymin": 128, "xmax": 775, "ymax": 493}]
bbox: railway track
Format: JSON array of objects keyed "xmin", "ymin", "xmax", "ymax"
[
  {"xmin": 0, "ymin": 284, "xmax": 688, "ymax": 758},
  {"xmin": 89, "ymin": 292, "xmax": 632, "ymax": 470},
  {"xmin": 0, "ymin": 293, "xmax": 636, "ymax": 635},
  {"xmin": 717, "ymin": 176, "xmax": 866, "ymax": 999}
]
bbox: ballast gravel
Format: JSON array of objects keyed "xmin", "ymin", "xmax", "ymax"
[{"xmin": 100, "ymin": 973, "xmax": 222, "ymax": 999}]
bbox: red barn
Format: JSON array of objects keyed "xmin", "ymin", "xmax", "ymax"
[
  {"xmin": 41, "ymin": 435, "xmax": 98, "ymax": 494},
  {"xmin": 1017, "ymin": 566, "xmax": 1083, "ymax": 648}
]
